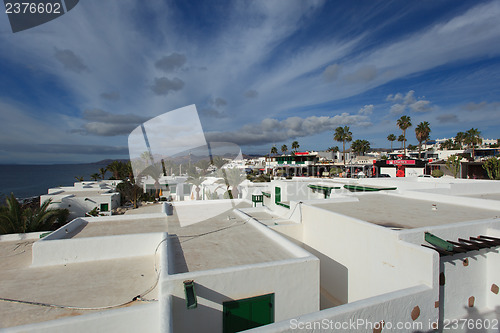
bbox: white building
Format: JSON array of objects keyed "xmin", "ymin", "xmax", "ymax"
[
  {"xmin": 40, "ymin": 181, "xmax": 121, "ymax": 219},
  {"xmin": 2, "ymin": 176, "xmax": 500, "ymax": 332}
]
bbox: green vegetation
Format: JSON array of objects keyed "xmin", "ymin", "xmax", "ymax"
[
  {"xmin": 281, "ymin": 144, "xmax": 288, "ymax": 155},
  {"xmin": 415, "ymin": 121, "xmax": 431, "ymax": 159},
  {"xmin": 351, "ymin": 139, "xmax": 370, "ymax": 156},
  {"xmin": 431, "ymin": 169, "xmax": 444, "ymax": 178},
  {"xmin": 464, "ymin": 128, "xmax": 482, "ymax": 159},
  {"xmin": 483, "ymin": 157, "xmax": 500, "ymax": 180},
  {"xmin": 291, "ymin": 141, "xmax": 300, "ymax": 153},
  {"xmin": 0, "ymin": 194, "xmax": 69, "ymax": 235},
  {"xmin": 445, "ymin": 155, "xmax": 462, "ymax": 178},
  {"xmin": 334, "ymin": 126, "xmax": 352, "ymax": 165},
  {"xmin": 116, "ymin": 180, "xmax": 143, "ymax": 208},
  {"xmin": 397, "ymin": 115, "xmax": 412, "ymax": 156},
  {"xmin": 387, "ymin": 134, "xmax": 396, "ymax": 151},
  {"xmin": 270, "ymin": 146, "xmax": 278, "ymax": 156}
]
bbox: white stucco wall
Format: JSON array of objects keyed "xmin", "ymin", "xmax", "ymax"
[{"xmin": 297, "ymin": 204, "xmax": 436, "ymax": 304}]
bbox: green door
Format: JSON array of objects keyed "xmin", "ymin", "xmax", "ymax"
[
  {"xmin": 223, "ymin": 294, "xmax": 274, "ymax": 333},
  {"xmin": 100, "ymin": 203, "xmax": 109, "ymax": 212},
  {"xmin": 275, "ymin": 187, "xmax": 281, "ymax": 204}
]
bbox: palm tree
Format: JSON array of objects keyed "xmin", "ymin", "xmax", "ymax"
[
  {"xmin": 465, "ymin": 128, "xmax": 482, "ymax": 160},
  {"xmin": 90, "ymin": 173, "xmax": 100, "ymax": 181},
  {"xmin": 440, "ymin": 139, "xmax": 454, "ymax": 150},
  {"xmin": 212, "ymin": 156, "xmax": 227, "ymax": 169},
  {"xmin": 351, "ymin": 140, "xmax": 370, "ymax": 156},
  {"xmin": 187, "ymin": 173, "xmax": 206, "ymax": 200},
  {"xmin": 196, "ymin": 159, "xmax": 211, "ymax": 176},
  {"xmin": 291, "ymin": 141, "xmax": 300, "ymax": 153},
  {"xmin": 455, "ymin": 132, "xmax": 465, "ymax": 149},
  {"xmin": 334, "ymin": 126, "xmax": 352, "ymax": 165},
  {"xmin": 270, "ymin": 146, "xmax": 278, "ymax": 156},
  {"xmin": 107, "ymin": 161, "xmax": 124, "ymax": 179},
  {"xmin": 415, "ymin": 121, "xmax": 431, "ymax": 159},
  {"xmin": 281, "ymin": 144, "xmax": 288, "ymax": 155},
  {"xmin": 75, "ymin": 176, "xmax": 84, "ymax": 182},
  {"xmin": 397, "ymin": 115, "xmax": 412, "ymax": 157},
  {"xmin": 99, "ymin": 167, "xmax": 107, "ymax": 180},
  {"xmin": 398, "ymin": 134, "xmax": 406, "ymax": 148},
  {"xmin": 0, "ymin": 194, "xmax": 68, "ymax": 234},
  {"xmin": 217, "ymin": 168, "xmax": 246, "ymax": 199},
  {"xmin": 327, "ymin": 146, "xmax": 339, "ymax": 152},
  {"xmin": 387, "ymin": 134, "xmax": 396, "ymax": 151}
]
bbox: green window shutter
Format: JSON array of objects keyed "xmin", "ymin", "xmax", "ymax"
[
  {"xmin": 275, "ymin": 187, "xmax": 281, "ymax": 204},
  {"xmin": 223, "ymin": 294, "xmax": 274, "ymax": 333}
]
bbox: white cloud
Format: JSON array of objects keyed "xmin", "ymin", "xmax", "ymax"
[
  {"xmin": 151, "ymin": 77, "xmax": 185, "ymax": 96},
  {"xmin": 206, "ymin": 112, "xmax": 371, "ymax": 146},
  {"xmin": 387, "ymin": 90, "xmax": 433, "ymax": 115},
  {"xmin": 358, "ymin": 105, "xmax": 373, "ymax": 116}
]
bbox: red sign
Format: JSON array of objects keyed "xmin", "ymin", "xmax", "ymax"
[
  {"xmin": 387, "ymin": 160, "xmax": 416, "ymax": 165},
  {"xmin": 295, "ymin": 152, "xmax": 309, "ymax": 155}
]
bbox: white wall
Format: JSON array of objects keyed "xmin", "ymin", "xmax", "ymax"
[
  {"xmin": 32, "ymin": 232, "xmax": 166, "ymax": 266},
  {"xmin": 164, "ymin": 259, "xmax": 319, "ymax": 333},
  {"xmin": 298, "ymin": 204, "xmax": 436, "ymax": 304},
  {"xmin": 2, "ymin": 303, "xmax": 160, "ymax": 333},
  {"xmin": 252, "ymin": 285, "xmax": 436, "ymax": 333},
  {"xmin": 399, "ymin": 219, "xmax": 500, "ymax": 321}
]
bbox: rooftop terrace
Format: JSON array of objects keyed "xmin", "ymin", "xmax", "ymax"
[
  {"xmin": 0, "ymin": 240, "xmax": 157, "ymax": 328},
  {"xmin": 167, "ymin": 202, "xmax": 296, "ymax": 273},
  {"xmin": 312, "ymin": 193, "xmax": 499, "ymax": 229}
]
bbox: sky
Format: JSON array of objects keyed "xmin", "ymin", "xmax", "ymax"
[{"xmin": 0, "ymin": 0, "xmax": 499, "ymax": 164}]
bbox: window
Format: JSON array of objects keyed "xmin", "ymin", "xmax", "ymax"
[
  {"xmin": 223, "ymin": 294, "xmax": 274, "ymax": 333},
  {"xmin": 100, "ymin": 203, "xmax": 109, "ymax": 212}
]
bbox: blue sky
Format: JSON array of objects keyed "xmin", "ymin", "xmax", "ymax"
[{"xmin": 0, "ymin": 0, "xmax": 499, "ymax": 164}]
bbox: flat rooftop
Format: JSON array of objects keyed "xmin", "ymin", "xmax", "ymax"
[
  {"xmin": 167, "ymin": 202, "xmax": 296, "ymax": 274},
  {"xmin": 62, "ymin": 216, "xmax": 167, "ymax": 239},
  {"xmin": 459, "ymin": 193, "xmax": 500, "ymax": 201},
  {"xmin": 312, "ymin": 193, "xmax": 499, "ymax": 229},
  {"xmin": 0, "ymin": 240, "xmax": 158, "ymax": 328}
]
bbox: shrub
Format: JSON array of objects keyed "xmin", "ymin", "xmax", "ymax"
[{"xmin": 431, "ymin": 169, "xmax": 444, "ymax": 178}]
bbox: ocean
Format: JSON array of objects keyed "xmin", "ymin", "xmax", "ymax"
[{"xmin": 0, "ymin": 163, "xmax": 110, "ymax": 200}]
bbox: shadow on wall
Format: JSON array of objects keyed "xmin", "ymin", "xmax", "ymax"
[
  {"xmin": 172, "ymin": 295, "xmax": 223, "ymax": 332},
  {"xmin": 271, "ymin": 227, "xmax": 348, "ymax": 309},
  {"xmin": 167, "ymin": 235, "xmax": 189, "ymax": 274}
]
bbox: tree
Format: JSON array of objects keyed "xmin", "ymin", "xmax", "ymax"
[
  {"xmin": 281, "ymin": 144, "xmax": 288, "ymax": 155},
  {"xmin": 107, "ymin": 161, "xmax": 124, "ymax": 179},
  {"xmin": 0, "ymin": 194, "xmax": 68, "ymax": 234},
  {"xmin": 334, "ymin": 126, "xmax": 352, "ymax": 166},
  {"xmin": 464, "ymin": 128, "xmax": 482, "ymax": 160},
  {"xmin": 327, "ymin": 146, "xmax": 339, "ymax": 153},
  {"xmin": 387, "ymin": 134, "xmax": 396, "ymax": 151},
  {"xmin": 455, "ymin": 132, "xmax": 465, "ymax": 149},
  {"xmin": 446, "ymin": 155, "xmax": 462, "ymax": 178},
  {"xmin": 196, "ymin": 159, "xmax": 211, "ymax": 176},
  {"xmin": 398, "ymin": 134, "xmax": 406, "ymax": 148},
  {"xmin": 397, "ymin": 115, "xmax": 412, "ymax": 157},
  {"xmin": 440, "ymin": 139, "xmax": 454, "ymax": 150},
  {"xmin": 270, "ymin": 146, "xmax": 278, "ymax": 156},
  {"xmin": 187, "ymin": 173, "xmax": 206, "ymax": 200},
  {"xmin": 291, "ymin": 141, "xmax": 300, "ymax": 153},
  {"xmin": 407, "ymin": 144, "xmax": 417, "ymax": 151},
  {"xmin": 351, "ymin": 139, "xmax": 370, "ymax": 156},
  {"xmin": 116, "ymin": 180, "xmax": 143, "ymax": 208},
  {"xmin": 415, "ymin": 121, "xmax": 431, "ymax": 159},
  {"xmin": 217, "ymin": 168, "xmax": 245, "ymax": 199},
  {"xmin": 90, "ymin": 173, "xmax": 100, "ymax": 181},
  {"xmin": 482, "ymin": 157, "xmax": 500, "ymax": 180},
  {"xmin": 212, "ymin": 156, "xmax": 227, "ymax": 169},
  {"xmin": 99, "ymin": 167, "xmax": 107, "ymax": 180}
]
